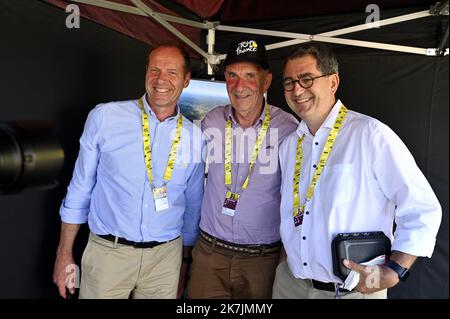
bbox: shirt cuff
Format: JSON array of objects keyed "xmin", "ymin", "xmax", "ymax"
[
  {"xmin": 181, "ymin": 231, "xmax": 199, "ymax": 247},
  {"xmin": 59, "ymin": 204, "xmax": 89, "ymax": 224},
  {"xmin": 392, "ymin": 235, "xmax": 437, "ymax": 258}
]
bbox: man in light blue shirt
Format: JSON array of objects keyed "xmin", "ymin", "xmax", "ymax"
[{"xmin": 53, "ymin": 45, "xmax": 205, "ymax": 299}]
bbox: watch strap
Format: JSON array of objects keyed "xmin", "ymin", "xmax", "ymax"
[{"xmin": 385, "ymin": 260, "xmax": 410, "ymax": 282}]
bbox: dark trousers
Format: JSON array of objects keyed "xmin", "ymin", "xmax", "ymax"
[{"xmin": 188, "ymin": 236, "xmax": 280, "ymax": 299}]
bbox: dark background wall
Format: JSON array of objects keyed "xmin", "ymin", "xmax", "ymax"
[
  {"xmin": 0, "ymin": 1, "xmax": 448, "ymax": 298},
  {"xmin": 0, "ymin": 0, "xmax": 148, "ymax": 298}
]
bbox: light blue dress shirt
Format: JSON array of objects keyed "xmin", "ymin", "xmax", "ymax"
[{"xmin": 60, "ymin": 95, "xmax": 205, "ymax": 246}]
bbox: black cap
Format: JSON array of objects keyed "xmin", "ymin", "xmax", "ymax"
[{"xmin": 223, "ymin": 38, "xmax": 269, "ymax": 70}]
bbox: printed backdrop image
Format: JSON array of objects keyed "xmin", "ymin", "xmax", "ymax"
[{"xmin": 179, "ymin": 79, "xmax": 229, "ymax": 122}]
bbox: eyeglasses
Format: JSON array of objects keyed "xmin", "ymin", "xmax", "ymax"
[{"xmin": 283, "ymin": 74, "xmax": 331, "ymax": 91}]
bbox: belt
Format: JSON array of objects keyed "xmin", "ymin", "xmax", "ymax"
[
  {"xmin": 97, "ymin": 234, "xmax": 178, "ymax": 249},
  {"xmin": 310, "ymin": 279, "xmax": 351, "ymax": 293},
  {"xmin": 199, "ymin": 230, "xmax": 281, "ymax": 255}
]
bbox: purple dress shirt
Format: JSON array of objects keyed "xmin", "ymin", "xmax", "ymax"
[{"xmin": 200, "ymin": 103, "xmax": 298, "ymax": 244}]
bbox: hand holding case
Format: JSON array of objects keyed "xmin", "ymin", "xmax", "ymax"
[{"xmin": 332, "ymin": 231, "xmax": 391, "ymax": 281}]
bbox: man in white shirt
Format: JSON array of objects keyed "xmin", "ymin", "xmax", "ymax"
[{"xmin": 273, "ymin": 42, "xmax": 442, "ymax": 299}]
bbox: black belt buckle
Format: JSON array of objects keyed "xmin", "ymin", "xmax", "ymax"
[
  {"xmin": 245, "ymin": 245, "xmax": 264, "ymax": 255},
  {"xmin": 132, "ymin": 241, "xmax": 160, "ymax": 248},
  {"xmin": 311, "ymin": 280, "xmax": 337, "ymax": 292},
  {"xmin": 311, "ymin": 280, "xmax": 351, "ymax": 293}
]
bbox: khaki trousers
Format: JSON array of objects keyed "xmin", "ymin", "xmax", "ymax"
[
  {"xmin": 79, "ymin": 233, "xmax": 182, "ymax": 299},
  {"xmin": 188, "ymin": 236, "xmax": 280, "ymax": 299},
  {"xmin": 272, "ymin": 261, "xmax": 387, "ymax": 299}
]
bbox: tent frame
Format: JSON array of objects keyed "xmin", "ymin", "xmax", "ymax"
[{"xmin": 70, "ymin": 0, "xmax": 449, "ymax": 74}]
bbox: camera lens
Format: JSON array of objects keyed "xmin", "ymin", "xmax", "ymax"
[
  {"xmin": 0, "ymin": 121, "xmax": 64, "ymax": 193},
  {"xmin": 0, "ymin": 125, "xmax": 22, "ymax": 189}
]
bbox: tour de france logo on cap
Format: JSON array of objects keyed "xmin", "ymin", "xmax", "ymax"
[{"xmin": 236, "ymin": 40, "xmax": 258, "ymax": 55}]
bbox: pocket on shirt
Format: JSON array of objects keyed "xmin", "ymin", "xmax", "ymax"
[{"xmin": 319, "ymin": 164, "xmax": 354, "ymax": 207}]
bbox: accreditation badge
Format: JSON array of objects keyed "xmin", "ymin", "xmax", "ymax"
[
  {"xmin": 293, "ymin": 207, "xmax": 304, "ymax": 228},
  {"xmin": 153, "ymin": 185, "xmax": 169, "ymax": 212},
  {"xmin": 222, "ymin": 191, "xmax": 239, "ymax": 217}
]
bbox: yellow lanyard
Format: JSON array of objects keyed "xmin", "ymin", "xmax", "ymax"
[
  {"xmin": 225, "ymin": 104, "xmax": 271, "ymax": 193},
  {"xmin": 138, "ymin": 98, "xmax": 183, "ymax": 184},
  {"xmin": 293, "ymin": 105, "xmax": 347, "ymax": 215}
]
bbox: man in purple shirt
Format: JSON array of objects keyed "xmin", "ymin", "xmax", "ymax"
[{"xmin": 188, "ymin": 38, "xmax": 298, "ymax": 298}]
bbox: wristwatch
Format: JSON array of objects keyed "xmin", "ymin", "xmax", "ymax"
[{"xmin": 385, "ymin": 260, "xmax": 410, "ymax": 282}]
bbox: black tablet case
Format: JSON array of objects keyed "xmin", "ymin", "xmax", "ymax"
[{"xmin": 332, "ymin": 231, "xmax": 391, "ymax": 281}]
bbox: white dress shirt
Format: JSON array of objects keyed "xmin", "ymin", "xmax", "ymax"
[{"xmin": 279, "ymin": 100, "xmax": 442, "ymax": 284}]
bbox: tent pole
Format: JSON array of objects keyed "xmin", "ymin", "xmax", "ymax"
[
  {"xmin": 66, "ymin": 1, "xmax": 448, "ymax": 58},
  {"xmin": 266, "ymin": 10, "xmax": 431, "ymax": 51},
  {"xmin": 129, "ymin": 0, "xmax": 208, "ymax": 59},
  {"xmin": 153, "ymin": 0, "xmax": 203, "ymax": 22},
  {"xmin": 218, "ymin": 24, "xmax": 431, "ymax": 55},
  {"xmin": 70, "ymin": 0, "xmax": 209, "ymax": 28},
  {"xmin": 206, "ymin": 27, "xmax": 220, "ymax": 75},
  {"xmin": 437, "ymin": 26, "xmax": 449, "ymax": 56}
]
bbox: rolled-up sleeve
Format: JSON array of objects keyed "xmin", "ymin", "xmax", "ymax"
[{"xmin": 59, "ymin": 106, "xmax": 103, "ymax": 224}]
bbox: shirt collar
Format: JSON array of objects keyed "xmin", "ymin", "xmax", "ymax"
[
  {"xmin": 296, "ymin": 99, "xmax": 343, "ymax": 137},
  {"xmin": 226, "ymin": 99, "xmax": 268, "ymax": 128},
  {"xmin": 142, "ymin": 93, "xmax": 180, "ymax": 122}
]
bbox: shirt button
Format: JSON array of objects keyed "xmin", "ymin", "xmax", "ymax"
[
  {"xmin": 305, "ymin": 211, "xmax": 310, "ymax": 215},
  {"xmin": 302, "ymin": 236, "xmax": 306, "ymax": 240},
  {"xmin": 303, "ymin": 262, "xmax": 308, "ymax": 266},
  {"xmin": 144, "ymin": 204, "xmax": 148, "ymax": 208},
  {"xmin": 313, "ymin": 164, "xmax": 317, "ymax": 168},
  {"xmin": 315, "ymin": 142, "xmax": 319, "ymax": 145}
]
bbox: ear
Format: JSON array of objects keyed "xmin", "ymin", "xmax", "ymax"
[
  {"xmin": 264, "ymin": 71, "xmax": 273, "ymax": 92},
  {"xmin": 330, "ymin": 73, "xmax": 339, "ymax": 94},
  {"xmin": 184, "ymin": 71, "xmax": 191, "ymax": 88}
]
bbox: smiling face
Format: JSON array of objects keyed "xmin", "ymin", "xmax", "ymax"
[
  {"xmin": 224, "ymin": 62, "xmax": 272, "ymax": 122},
  {"xmin": 283, "ymin": 54, "xmax": 339, "ymax": 131},
  {"xmin": 145, "ymin": 46, "xmax": 190, "ymax": 117}
]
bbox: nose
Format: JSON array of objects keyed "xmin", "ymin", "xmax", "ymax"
[
  {"xmin": 233, "ymin": 76, "xmax": 246, "ymax": 93},
  {"xmin": 235, "ymin": 76, "xmax": 244, "ymax": 88},
  {"xmin": 156, "ymin": 74, "xmax": 165, "ymax": 83},
  {"xmin": 293, "ymin": 81, "xmax": 305, "ymax": 95},
  {"xmin": 155, "ymin": 71, "xmax": 169, "ymax": 83}
]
